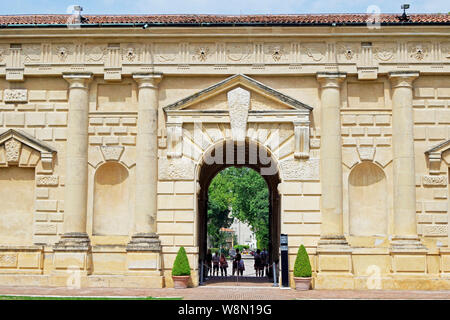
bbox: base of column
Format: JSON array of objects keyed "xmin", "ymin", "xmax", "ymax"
[
  {"xmin": 317, "ymin": 235, "xmax": 351, "ymax": 252},
  {"xmin": 52, "ymin": 232, "xmax": 92, "ymax": 275},
  {"xmin": 317, "ymin": 235, "xmax": 353, "ymax": 279},
  {"xmin": 390, "ymin": 235, "xmax": 427, "ymax": 252},
  {"xmin": 53, "ymin": 232, "xmax": 91, "ymax": 251},
  {"xmin": 390, "ymin": 235, "xmax": 428, "ymax": 274},
  {"xmin": 126, "ymin": 233, "xmax": 161, "ymax": 252}
]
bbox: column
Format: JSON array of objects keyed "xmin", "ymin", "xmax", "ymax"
[
  {"xmin": 389, "ymin": 72, "xmax": 425, "ymax": 249},
  {"xmin": 127, "ymin": 73, "xmax": 163, "ymax": 251},
  {"xmin": 54, "ymin": 73, "xmax": 92, "ymax": 250},
  {"xmin": 316, "ymin": 72, "xmax": 348, "ymax": 247}
]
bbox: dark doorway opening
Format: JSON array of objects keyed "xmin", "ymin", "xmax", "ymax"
[{"xmin": 197, "ymin": 140, "xmax": 281, "ymax": 286}]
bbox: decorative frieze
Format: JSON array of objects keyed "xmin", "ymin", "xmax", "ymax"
[
  {"xmin": 422, "ymin": 175, "xmax": 448, "ymax": 186},
  {"xmin": 36, "ymin": 175, "xmax": 59, "ymax": 186},
  {"xmin": 0, "ymin": 253, "xmax": 17, "ymax": 267},
  {"xmin": 4, "ymin": 89, "xmax": 28, "ymax": 103},
  {"xmin": 280, "ymin": 158, "xmax": 319, "ymax": 181},
  {"xmin": 303, "ymin": 43, "xmax": 326, "ymax": 62},
  {"xmin": 422, "ymin": 225, "xmax": 448, "ymax": 237}
]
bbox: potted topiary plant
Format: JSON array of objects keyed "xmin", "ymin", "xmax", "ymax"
[
  {"xmin": 293, "ymin": 244, "xmax": 312, "ymax": 290},
  {"xmin": 172, "ymin": 246, "xmax": 191, "ymax": 289}
]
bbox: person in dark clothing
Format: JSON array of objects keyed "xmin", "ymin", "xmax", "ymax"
[
  {"xmin": 254, "ymin": 249, "xmax": 262, "ymax": 277},
  {"xmin": 232, "ymin": 249, "xmax": 241, "ymax": 276},
  {"xmin": 205, "ymin": 249, "xmax": 213, "ymax": 277},
  {"xmin": 219, "ymin": 253, "xmax": 228, "ymax": 276}
]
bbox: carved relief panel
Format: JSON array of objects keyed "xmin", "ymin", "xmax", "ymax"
[
  {"xmin": 442, "ymin": 42, "xmax": 450, "ymax": 61},
  {"xmin": 264, "ymin": 43, "xmax": 290, "ymax": 63},
  {"xmin": 121, "ymin": 43, "xmax": 142, "ymax": 64},
  {"xmin": 22, "ymin": 44, "xmax": 41, "ymax": 64},
  {"xmin": 337, "ymin": 42, "xmax": 359, "ymax": 63},
  {"xmin": 0, "ymin": 44, "xmax": 8, "ymax": 65},
  {"xmin": 408, "ymin": 42, "xmax": 431, "ymax": 62},
  {"xmin": 54, "ymin": 44, "xmax": 75, "ymax": 63},
  {"xmin": 190, "ymin": 43, "xmax": 216, "ymax": 63},
  {"xmin": 302, "ymin": 42, "xmax": 326, "ymax": 63},
  {"xmin": 85, "ymin": 44, "xmax": 108, "ymax": 63},
  {"xmin": 153, "ymin": 43, "xmax": 179, "ymax": 63},
  {"xmin": 373, "ymin": 42, "xmax": 397, "ymax": 62},
  {"xmin": 225, "ymin": 43, "xmax": 253, "ymax": 64}
]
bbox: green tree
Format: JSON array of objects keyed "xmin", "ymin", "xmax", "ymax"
[
  {"xmin": 228, "ymin": 167, "xmax": 269, "ymax": 249},
  {"xmin": 207, "ymin": 167, "xmax": 269, "ymax": 250},
  {"xmin": 207, "ymin": 171, "xmax": 234, "ymax": 248}
]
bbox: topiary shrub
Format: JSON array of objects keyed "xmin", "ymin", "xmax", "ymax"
[
  {"xmin": 172, "ymin": 246, "xmax": 191, "ymax": 276},
  {"xmin": 293, "ymin": 245, "xmax": 312, "ymax": 278}
]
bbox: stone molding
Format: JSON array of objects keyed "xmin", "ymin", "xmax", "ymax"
[
  {"xmin": 132, "ymin": 72, "xmax": 163, "ymax": 89},
  {"xmin": 0, "ymin": 129, "xmax": 56, "ymax": 171},
  {"xmin": 228, "ymin": 87, "xmax": 250, "ymax": 142},
  {"xmin": 388, "ymin": 71, "xmax": 419, "ymax": 88},
  {"xmin": 62, "ymin": 72, "xmax": 93, "ymax": 89},
  {"xmin": 316, "ymin": 72, "xmax": 347, "ymax": 88},
  {"xmin": 425, "ymin": 139, "xmax": 450, "ymax": 175}
]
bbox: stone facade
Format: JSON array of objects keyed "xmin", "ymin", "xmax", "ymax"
[{"xmin": 0, "ymin": 15, "xmax": 449, "ymax": 290}]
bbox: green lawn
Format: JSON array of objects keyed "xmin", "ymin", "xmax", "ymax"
[{"xmin": 0, "ymin": 295, "xmax": 182, "ymax": 300}]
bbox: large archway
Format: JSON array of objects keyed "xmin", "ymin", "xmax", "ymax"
[{"xmin": 196, "ymin": 139, "xmax": 281, "ymax": 285}]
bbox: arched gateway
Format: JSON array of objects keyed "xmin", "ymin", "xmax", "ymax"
[
  {"xmin": 196, "ymin": 139, "xmax": 281, "ymax": 283},
  {"xmin": 162, "ymin": 74, "xmax": 314, "ymax": 286}
]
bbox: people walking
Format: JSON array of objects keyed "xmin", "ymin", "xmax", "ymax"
[
  {"xmin": 238, "ymin": 258, "xmax": 245, "ymax": 276},
  {"xmin": 212, "ymin": 251, "xmax": 220, "ymax": 276},
  {"xmin": 205, "ymin": 249, "xmax": 212, "ymax": 277},
  {"xmin": 219, "ymin": 253, "xmax": 228, "ymax": 277},
  {"xmin": 254, "ymin": 249, "xmax": 262, "ymax": 277},
  {"xmin": 261, "ymin": 248, "xmax": 268, "ymax": 277},
  {"xmin": 232, "ymin": 248, "xmax": 241, "ymax": 276}
]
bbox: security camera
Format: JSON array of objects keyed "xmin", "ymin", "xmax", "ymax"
[{"xmin": 143, "ymin": 23, "xmax": 149, "ymax": 29}]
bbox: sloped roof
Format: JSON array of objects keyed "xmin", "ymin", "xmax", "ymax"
[
  {"xmin": 164, "ymin": 74, "xmax": 313, "ymax": 112},
  {"xmin": 0, "ymin": 14, "xmax": 449, "ymax": 27}
]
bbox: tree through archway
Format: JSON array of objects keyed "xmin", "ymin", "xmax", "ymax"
[
  {"xmin": 207, "ymin": 167, "xmax": 270, "ymax": 251},
  {"xmin": 196, "ymin": 139, "xmax": 281, "ymax": 284}
]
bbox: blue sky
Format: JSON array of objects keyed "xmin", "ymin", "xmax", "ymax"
[{"xmin": 1, "ymin": 0, "xmax": 448, "ymax": 15}]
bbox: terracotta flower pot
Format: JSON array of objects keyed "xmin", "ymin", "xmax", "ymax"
[
  {"xmin": 172, "ymin": 275, "xmax": 190, "ymax": 289},
  {"xmin": 294, "ymin": 277, "xmax": 312, "ymax": 290}
]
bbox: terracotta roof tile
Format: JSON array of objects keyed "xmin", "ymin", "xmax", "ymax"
[{"xmin": 0, "ymin": 14, "xmax": 448, "ymax": 27}]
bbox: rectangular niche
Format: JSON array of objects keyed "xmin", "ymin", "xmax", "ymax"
[
  {"xmin": 0, "ymin": 167, "xmax": 35, "ymax": 245},
  {"xmin": 347, "ymin": 82, "xmax": 385, "ymax": 109},
  {"xmin": 96, "ymin": 83, "xmax": 136, "ymax": 112}
]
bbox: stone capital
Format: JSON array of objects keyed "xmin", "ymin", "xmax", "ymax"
[
  {"xmin": 316, "ymin": 72, "xmax": 347, "ymax": 89},
  {"xmin": 63, "ymin": 72, "xmax": 93, "ymax": 89},
  {"xmin": 133, "ymin": 72, "xmax": 163, "ymax": 89},
  {"xmin": 389, "ymin": 71, "xmax": 419, "ymax": 89}
]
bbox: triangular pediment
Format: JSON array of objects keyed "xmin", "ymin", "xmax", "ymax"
[
  {"xmin": 0, "ymin": 129, "xmax": 56, "ymax": 154},
  {"xmin": 425, "ymin": 139, "xmax": 450, "ymax": 174},
  {"xmin": 426, "ymin": 139, "xmax": 450, "ymax": 155},
  {"xmin": 163, "ymin": 74, "xmax": 313, "ymax": 113},
  {"xmin": 0, "ymin": 129, "xmax": 56, "ymax": 169}
]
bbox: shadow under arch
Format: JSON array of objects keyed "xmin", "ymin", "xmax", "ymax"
[{"xmin": 196, "ymin": 138, "xmax": 281, "ymax": 284}]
